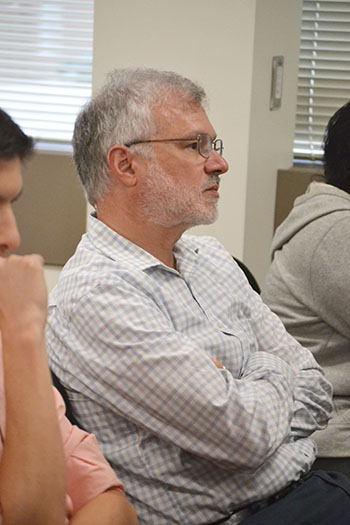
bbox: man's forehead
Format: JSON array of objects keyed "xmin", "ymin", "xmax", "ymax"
[
  {"xmin": 152, "ymin": 98, "xmax": 214, "ymax": 135},
  {"xmin": 153, "ymin": 93, "xmax": 203, "ymax": 115}
]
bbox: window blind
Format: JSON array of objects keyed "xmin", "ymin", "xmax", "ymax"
[
  {"xmin": 0, "ymin": 0, "xmax": 94, "ymax": 144},
  {"xmin": 294, "ymin": 0, "xmax": 350, "ymax": 159}
]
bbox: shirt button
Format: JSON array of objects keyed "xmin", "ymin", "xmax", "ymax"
[{"xmin": 217, "ymin": 321, "xmax": 224, "ymax": 329}]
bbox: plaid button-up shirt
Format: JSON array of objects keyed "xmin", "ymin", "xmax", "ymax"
[{"xmin": 46, "ymin": 213, "xmax": 332, "ymax": 525}]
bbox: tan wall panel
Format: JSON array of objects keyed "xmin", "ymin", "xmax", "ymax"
[
  {"xmin": 274, "ymin": 167, "xmax": 324, "ymax": 230},
  {"xmin": 13, "ymin": 151, "xmax": 86, "ymax": 266}
]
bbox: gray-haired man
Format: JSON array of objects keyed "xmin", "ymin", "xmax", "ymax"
[{"xmin": 47, "ymin": 68, "xmax": 350, "ymax": 524}]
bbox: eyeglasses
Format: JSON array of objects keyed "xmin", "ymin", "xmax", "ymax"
[{"xmin": 124, "ymin": 133, "xmax": 223, "ymax": 159}]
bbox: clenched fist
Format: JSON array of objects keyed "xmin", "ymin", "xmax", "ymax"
[{"xmin": 0, "ymin": 254, "xmax": 47, "ymax": 336}]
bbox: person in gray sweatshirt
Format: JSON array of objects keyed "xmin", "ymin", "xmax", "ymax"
[{"xmin": 262, "ymin": 101, "xmax": 350, "ymax": 475}]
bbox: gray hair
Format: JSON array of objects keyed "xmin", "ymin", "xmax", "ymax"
[{"xmin": 72, "ymin": 67, "xmax": 207, "ymax": 206}]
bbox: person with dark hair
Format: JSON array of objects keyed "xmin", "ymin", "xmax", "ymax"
[
  {"xmin": 0, "ymin": 108, "xmax": 138, "ymax": 524},
  {"xmin": 0, "ymin": 109, "xmax": 34, "ymax": 161},
  {"xmin": 263, "ymin": 101, "xmax": 350, "ymax": 475},
  {"xmin": 46, "ymin": 68, "xmax": 350, "ymax": 524},
  {"xmin": 324, "ymin": 101, "xmax": 350, "ymax": 194}
]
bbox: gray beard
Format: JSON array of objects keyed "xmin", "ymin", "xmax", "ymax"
[{"xmin": 139, "ymin": 160, "xmax": 219, "ymax": 228}]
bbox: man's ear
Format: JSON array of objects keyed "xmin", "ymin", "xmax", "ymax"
[{"xmin": 107, "ymin": 145, "xmax": 137, "ymax": 187}]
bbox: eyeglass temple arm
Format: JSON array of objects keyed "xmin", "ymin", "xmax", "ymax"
[{"xmin": 125, "ymin": 137, "xmax": 202, "ymax": 147}]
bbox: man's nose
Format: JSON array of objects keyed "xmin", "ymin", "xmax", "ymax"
[
  {"xmin": 0, "ymin": 209, "xmax": 21, "ymax": 255},
  {"xmin": 205, "ymin": 149, "xmax": 229, "ymax": 176}
]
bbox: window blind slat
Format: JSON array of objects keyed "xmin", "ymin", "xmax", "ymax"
[
  {"xmin": 294, "ymin": 0, "xmax": 350, "ymax": 158},
  {"xmin": 0, "ymin": 60, "xmax": 92, "ymax": 73},
  {"xmin": 0, "ymin": 1, "xmax": 94, "ymax": 144}
]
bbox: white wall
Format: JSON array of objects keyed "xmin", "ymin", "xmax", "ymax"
[
  {"xmin": 44, "ymin": 265, "xmax": 62, "ymax": 292},
  {"xmin": 92, "ymin": 0, "xmax": 302, "ymax": 284},
  {"xmin": 244, "ymin": 0, "xmax": 302, "ymax": 283}
]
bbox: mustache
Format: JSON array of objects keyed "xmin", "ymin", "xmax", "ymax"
[{"xmin": 201, "ymin": 175, "xmax": 220, "ymax": 191}]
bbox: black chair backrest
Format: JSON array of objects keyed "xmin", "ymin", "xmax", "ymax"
[
  {"xmin": 51, "ymin": 370, "xmax": 82, "ymax": 428},
  {"xmin": 233, "ymin": 257, "xmax": 261, "ymax": 294}
]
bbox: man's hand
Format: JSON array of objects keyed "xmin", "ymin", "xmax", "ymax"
[
  {"xmin": 0, "ymin": 254, "xmax": 47, "ymax": 335},
  {"xmin": 0, "ymin": 253, "xmax": 67, "ymax": 525},
  {"xmin": 211, "ymin": 357, "xmax": 226, "ymax": 369}
]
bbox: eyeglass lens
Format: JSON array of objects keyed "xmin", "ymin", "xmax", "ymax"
[{"xmin": 199, "ymin": 134, "xmax": 223, "ymax": 158}]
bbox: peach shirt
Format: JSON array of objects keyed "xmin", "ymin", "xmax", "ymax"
[{"xmin": 0, "ymin": 342, "xmax": 123, "ymax": 522}]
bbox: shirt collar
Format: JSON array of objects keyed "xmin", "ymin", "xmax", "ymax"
[{"xmin": 87, "ymin": 213, "xmax": 201, "ymax": 273}]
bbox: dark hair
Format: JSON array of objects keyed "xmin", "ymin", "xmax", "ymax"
[
  {"xmin": 323, "ymin": 101, "xmax": 350, "ymax": 194},
  {"xmin": 0, "ymin": 108, "xmax": 34, "ymax": 161}
]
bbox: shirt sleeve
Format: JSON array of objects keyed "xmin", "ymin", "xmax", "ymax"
[
  {"xmin": 53, "ymin": 388, "xmax": 123, "ymax": 515},
  {"xmin": 242, "ymin": 293, "xmax": 333, "ymax": 439},
  {"xmin": 65, "ymin": 270, "xmax": 332, "ymax": 472}
]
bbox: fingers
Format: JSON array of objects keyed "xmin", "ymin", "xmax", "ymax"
[
  {"xmin": 0, "ymin": 254, "xmax": 45, "ymax": 294},
  {"xmin": 0, "ymin": 253, "xmax": 44, "ymax": 268},
  {"xmin": 0, "ymin": 253, "xmax": 47, "ymax": 332},
  {"xmin": 210, "ymin": 357, "xmax": 226, "ymax": 369}
]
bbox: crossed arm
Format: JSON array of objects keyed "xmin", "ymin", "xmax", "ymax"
[{"xmin": 59, "ymin": 272, "xmax": 332, "ymax": 472}]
